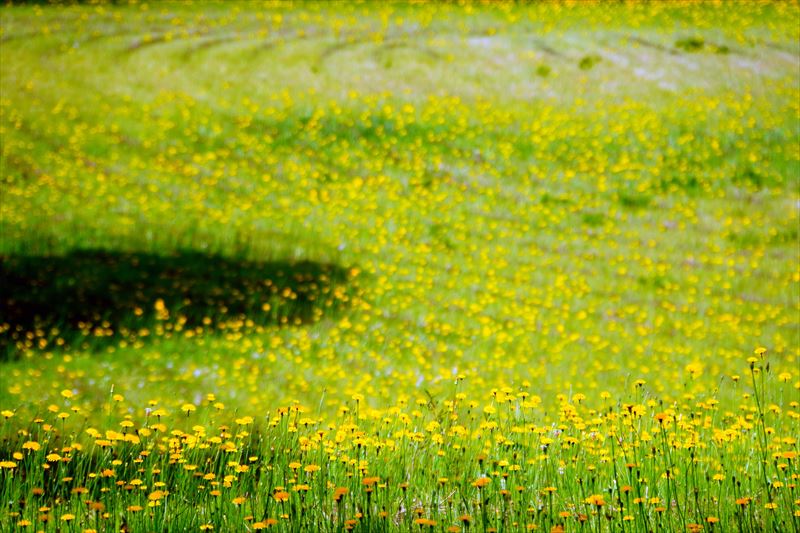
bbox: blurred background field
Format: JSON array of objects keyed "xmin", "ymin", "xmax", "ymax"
[
  {"xmin": 0, "ymin": 1, "xmax": 798, "ymax": 530},
  {"xmin": 1, "ymin": 0, "xmax": 797, "ymax": 414}
]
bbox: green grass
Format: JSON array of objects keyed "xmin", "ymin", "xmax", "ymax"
[{"xmin": 0, "ymin": 1, "xmax": 799, "ymax": 531}]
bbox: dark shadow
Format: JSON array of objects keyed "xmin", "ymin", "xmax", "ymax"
[{"xmin": 0, "ymin": 249, "xmax": 356, "ymax": 359}]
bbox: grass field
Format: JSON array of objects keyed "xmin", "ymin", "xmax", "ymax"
[{"xmin": 1, "ymin": 1, "xmax": 799, "ymax": 531}]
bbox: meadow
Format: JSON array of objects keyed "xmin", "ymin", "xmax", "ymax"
[{"xmin": 0, "ymin": 1, "xmax": 799, "ymax": 531}]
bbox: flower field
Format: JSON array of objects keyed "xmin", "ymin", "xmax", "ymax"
[{"xmin": 0, "ymin": 1, "xmax": 798, "ymax": 531}]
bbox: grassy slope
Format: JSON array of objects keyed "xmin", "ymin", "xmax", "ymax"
[
  {"xmin": 0, "ymin": 1, "xmax": 798, "ymax": 531},
  {"xmin": 1, "ymin": 0, "xmax": 797, "ymax": 411}
]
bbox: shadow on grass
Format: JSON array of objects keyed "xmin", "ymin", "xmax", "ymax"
[{"xmin": 0, "ymin": 249, "xmax": 355, "ymax": 359}]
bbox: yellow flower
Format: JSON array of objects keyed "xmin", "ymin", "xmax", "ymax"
[
  {"xmin": 585, "ymin": 494, "xmax": 606, "ymax": 506},
  {"xmin": 472, "ymin": 477, "xmax": 491, "ymax": 488},
  {"xmin": 685, "ymin": 362, "xmax": 703, "ymax": 377}
]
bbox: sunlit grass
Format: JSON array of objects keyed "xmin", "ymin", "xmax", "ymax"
[{"xmin": 1, "ymin": 1, "xmax": 798, "ymax": 531}]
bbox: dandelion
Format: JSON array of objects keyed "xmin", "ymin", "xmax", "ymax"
[
  {"xmin": 585, "ymin": 494, "xmax": 605, "ymax": 507},
  {"xmin": 22, "ymin": 441, "xmax": 41, "ymax": 451},
  {"xmin": 473, "ymin": 477, "xmax": 491, "ymax": 488},
  {"xmin": 685, "ymin": 362, "xmax": 703, "ymax": 377}
]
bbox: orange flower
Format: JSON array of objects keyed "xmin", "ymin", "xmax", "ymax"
[{"xmin": 473, "ymin": 477, "xmax": 491, "ymax": 488}]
